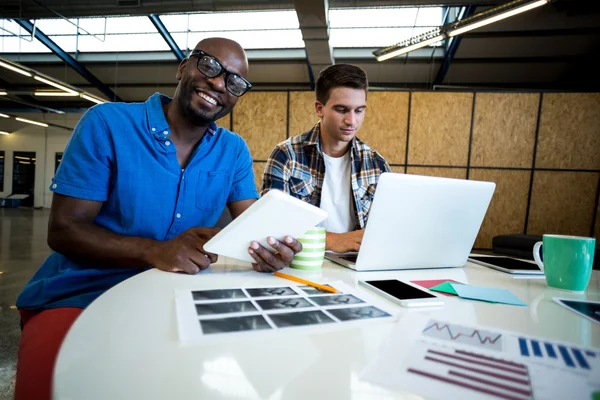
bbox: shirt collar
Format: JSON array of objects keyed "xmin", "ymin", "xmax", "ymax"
[{"xmin": 145, "ymin": 92, "xmax": 218, "ymax": 140}]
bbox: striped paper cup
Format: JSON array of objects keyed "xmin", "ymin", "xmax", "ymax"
[{"xmin": 290, "ymin": 226, "xmax": 327, "ymax": 270}]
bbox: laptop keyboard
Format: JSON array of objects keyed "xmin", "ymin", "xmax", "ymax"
[{"xmin": 338, "ymin": 254, "xmax": 358, "ymax": 263}]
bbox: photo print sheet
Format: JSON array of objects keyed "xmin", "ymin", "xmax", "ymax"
[{"xmin": 175, "ymin": 281, "xmax": 395, "ymax": 343}]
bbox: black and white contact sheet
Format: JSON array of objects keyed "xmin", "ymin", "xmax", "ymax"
[{"xmin": 175, "ymin": 281, "xmax": 395, "ymax": 342}]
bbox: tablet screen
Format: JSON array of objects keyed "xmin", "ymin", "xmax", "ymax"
[{"xmin": 469, "ymin": 256, "xmax": 541, "ymax": 271}]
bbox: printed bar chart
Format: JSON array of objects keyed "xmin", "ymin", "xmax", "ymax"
[
  {"xmin": 408, "ymin": 347, "xmax": 532, "ymax": 400},
  {"xmin": 518, "ymin": 337, "xmax": 594, "ymax": 370}
]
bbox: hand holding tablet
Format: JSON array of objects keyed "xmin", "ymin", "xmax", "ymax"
[{"xmin": 204, "ymin": 190, "xmax": 328, "ymax": 265}]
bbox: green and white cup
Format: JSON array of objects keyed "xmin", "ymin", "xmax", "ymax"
[
  {"xmin": 290, "ymin": 227, "xmax": 327, "ymax": 270},
  {"xmin": 533, "ymin": 234, "xmax": 596, "ymax": 292}
]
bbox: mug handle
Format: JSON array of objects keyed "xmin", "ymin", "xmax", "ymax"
[{"xmin": 533, "ymin": 241, "xmax": 545, "ymax": 273}]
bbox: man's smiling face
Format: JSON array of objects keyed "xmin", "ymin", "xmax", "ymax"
[{"xmin": 175, "ymin": 38, "xmax": 249, "ymax": 125}]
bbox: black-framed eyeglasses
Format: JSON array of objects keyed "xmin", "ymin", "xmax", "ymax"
[{"xmin": 188, "ymin": 49, "xmax": 252, "ymax": 97}]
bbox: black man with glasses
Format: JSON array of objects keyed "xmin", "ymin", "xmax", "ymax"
[{"xmin": 14, "ymin": 38, "xmax": 302, "ymax": 400}]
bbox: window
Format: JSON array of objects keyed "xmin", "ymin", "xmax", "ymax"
[
  {"xmin": 55, "ymin": 152, "xmax": 63, "ymax": 174},
  {"xmin": 0, "ymin": 11, "xmax": 303, "ymax": 53},
  {"xmin": 165, "ymin": 11, "xmax": 303, "ymax": 50},
  {"xmin": 328, "ymin": 7, "xmax": 445, "ymax": 48}
]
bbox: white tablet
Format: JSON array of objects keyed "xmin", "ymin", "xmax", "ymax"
[{"xmin": 204, "ymin": 190, "xmax": 328, "ymax": 263}]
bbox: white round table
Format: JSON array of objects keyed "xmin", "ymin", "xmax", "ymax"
[{"xmin": 53, "ymin": 258, "xmax": 600, "ymax": 400}]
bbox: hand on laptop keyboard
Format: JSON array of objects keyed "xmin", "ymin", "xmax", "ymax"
[{"xmin": 326, "ymin": 229, "xmax": 364, "ymax": 253}]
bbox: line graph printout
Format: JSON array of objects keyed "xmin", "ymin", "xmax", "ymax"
[
  {"xmin": 361, "ymin": 314, "xmax": 600, "ymax": 400},
  {"xmin": 423, "ymin": 320, "xmax": 503, "ymax": 351}
]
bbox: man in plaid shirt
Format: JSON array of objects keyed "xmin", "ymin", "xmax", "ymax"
[{"xmin": 261, "ymin": 64, "xmax": 391, "ymax": 253}]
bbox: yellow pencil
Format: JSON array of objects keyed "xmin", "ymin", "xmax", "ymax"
[{"xmin": 274, "ymin": 271, "xmax": 337, "ymax": 294}]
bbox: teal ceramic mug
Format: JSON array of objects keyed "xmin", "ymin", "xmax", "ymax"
[{"xmin": 533, "ymin": 235, "xmax": 596, "ymax": 292}]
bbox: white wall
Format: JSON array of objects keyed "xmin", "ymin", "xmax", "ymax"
[{"xmin": 0, "ymin": 125, "xmax": 73, "ymax": 208}]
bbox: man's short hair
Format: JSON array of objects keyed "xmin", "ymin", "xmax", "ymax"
[{"xmin": 315, "ymin": 64, "xmax": 368, "ymax": 105}]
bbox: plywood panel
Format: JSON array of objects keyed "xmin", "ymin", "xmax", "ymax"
[
  {"xmin": 407, "ymin": 167, "xmax": 467, "ymax": 180},
  {"xmin": 216, "ymin": 114, "xmax": 231, "ymax": 131},
  {"xmin": 471, "ymin": 93, "xmax": 538, "ymax": 168},
  {"xmin": 470, "ymin": 170, "xmax": 530, "ymax": 249},
  {"xmin": 359, "ymin": 92, "xmax": 409, "ymax": 165},
  {"xmin": 253, "ymin": 162, "xmax": 266, "ymax": 192},
  {"xmin": 289, "ymin": 91, "xmax": 318, "ymax": 138},
  {"xmin": 409, "ymin": 92, "xmax": 473, "ymax": 166},
  {"xmin": 233, "ymin": 92, "xmax": 287, "ymax": 160},
  {"xmin": 391, "ymin": 166, "xmax": 405, "ymax": 174},
  {"xmin": 528, "ymin": 171, "xmax": 599, "ymax": 236},
  {"xmin": 536, "ymin": 93, "xmax": 600, "ymax": 170}
]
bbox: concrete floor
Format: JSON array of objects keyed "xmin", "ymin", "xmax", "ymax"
[{"xmin": 0, "ymin": 208, "xmax": 52, "ymax": 400}]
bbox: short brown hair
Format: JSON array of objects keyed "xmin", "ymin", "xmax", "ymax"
[{"xmin": 315, "ymin": 64, "xmax": 368, "ymax": 104}]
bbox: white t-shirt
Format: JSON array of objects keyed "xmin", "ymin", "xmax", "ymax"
[{"xmin": 319, "ymin": 152, "xmax": 356, "ymax": 233}]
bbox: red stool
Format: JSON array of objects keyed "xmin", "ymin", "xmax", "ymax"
[{"xmin": 15, "ymin": 308, "xmax": 84, "ymax": 400}]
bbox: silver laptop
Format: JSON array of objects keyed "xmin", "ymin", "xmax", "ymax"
[{"xmin": 325, "ymin": 173, "xmax": 495, "ymax": 271}]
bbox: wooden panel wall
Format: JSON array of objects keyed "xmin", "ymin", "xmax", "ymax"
[
  {"xmin": 216, "ymin": 114, "xmax": 231, "ymax": 131},
  {"xmin": 469, "ymin": 170, "xmax": 530, "ymax": 248},
  {"xmin": 230, "ymin": 91, "xmax": 600, "ymax": 248},
  {"xmin": 528, "ymin": 171, "xmax": 599, "ymax": 236},
  {"xmin": 233, "ymin": 91, "xmax": 287, "ymax": 161},
  {"xmin": 409, "ymin": 92, "xmax": 473, "ymax": 166},
  {"xmin": 359, "ymin": 92, "xmax": 409, "ymax": 164},
  {"xmin": 471, "ymin": 93, "xmax": 538, "ymax": 168},
  {"xmin": 407, "ymin": 167, "xmax": 467, "ymax": 180},
  {"xmin": 289, "ymin": 91, "xmax": 318, "ymax": 137},
  {"xmin": 536, "ymin": 93, "xmax": 600, "ymax": 170}
]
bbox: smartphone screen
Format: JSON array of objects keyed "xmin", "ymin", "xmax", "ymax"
[
  {"xmin": 469, "ymin": 256, "xmax": 541, "ymax": 271},
  {"xmin": 364, "ymin": 280, "xmax": 436, "ymax": 300}
]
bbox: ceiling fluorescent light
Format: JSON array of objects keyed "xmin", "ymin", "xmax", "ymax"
[
  {"xmin": 0, "ymin": 59, "xmax": 32, "ymax": 77},
  {"xmin": 0, "ymin": 91, "xmax": 7, "ymax": 95},
  {"xmin": 15, "ymin": 117, "xmax": 49, "ymax": 128},
  {"xmin": 81, "ymin": 93, "xmax": 107, "ymax": 105},
  {"xmin": 34, "ymin": 91, "xmax": 79, "ymax": 97},
  {"xmin": 448, "ymin": 0, "xmax": 548, "ymax": 37},
  {"xmin": 0, "ymin": 113, "xmax": 9, "ymax": 118},
  {"xmin": 34, "ymin": 76, "xmax": 79, "ymax": 95},
  {"xmin": 0, "ymin": 131, "xmax": 10, "ymax": 135},
  {"xmin": 376, "ymin": 35, "xmax": 445, "ymax": 62}
]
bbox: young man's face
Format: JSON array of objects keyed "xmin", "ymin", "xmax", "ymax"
[{"xmin": 315, "ymin": 87, "xmax": 367, "ymax": 145}]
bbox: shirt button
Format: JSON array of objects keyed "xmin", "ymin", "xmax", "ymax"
[
  {"xmin": 176, "ymin": 213, "xmax": 181, "ymax": 219},
  {"xmin": 51, "ymin": 183, "xmax": 57, "ymax": 189},
  {"xmin": 163, "ymin": 131, "xmax": 168, "ymax": 135},
  {"xmin": 151, "ymin": 127, "xmax": 156, "ymax": 132},
  {"xmin": 165, "ymin": 141, "xmax": 171, "ymax": 146}
]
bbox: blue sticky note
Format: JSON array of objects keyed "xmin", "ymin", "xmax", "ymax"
[{"xmin": 451, "ymin": 283, "xmax": 527, "ymax": 307}]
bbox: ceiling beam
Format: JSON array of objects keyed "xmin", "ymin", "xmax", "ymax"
[
  {"xmin": 13, "ymin": 19, "xmax": 122, "ymax": 102},
  {"xmin": 293, "ymin": 0, "xmax": 333, "ymax": 87},
  {"xmin": 462, "ymin": 27, "xmax": 600, "ymax": 38},
  {"xmin": 0, "ymin": 0, "xmax": 507, "ymax": 19},
  {"xmin": 1, "ymin": 95, "xmax": 68, "ymax": 114},
  {"xmin": 435, "ymin": 5, "xmax": 476, "ymax": 85},
  {"xmin": 148, "ymin": 14, "xmax": 185, "ymax": 63}
]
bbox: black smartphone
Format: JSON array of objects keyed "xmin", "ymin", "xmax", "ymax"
[{"xmin": 359, "ymin": 279, "xmax": 444, "ymax": 307}]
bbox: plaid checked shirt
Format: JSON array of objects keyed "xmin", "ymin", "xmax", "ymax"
[{"xmin": 261, "ymin": 123, "xmax": 391, "ymax": 230}]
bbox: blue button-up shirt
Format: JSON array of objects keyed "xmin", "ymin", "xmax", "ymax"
[{"xmin": 17, "ymin": 93, "xmax": 258, "ymax": 310}]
